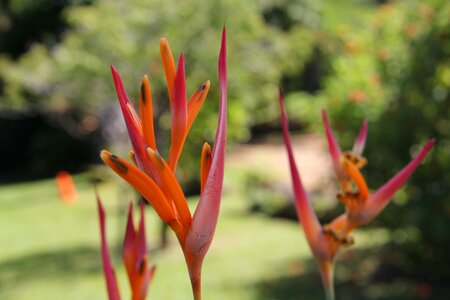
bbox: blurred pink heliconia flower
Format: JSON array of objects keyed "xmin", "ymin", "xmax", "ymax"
[
  {"xmin": 123, "ymin": 202, "xmax": 157, "ymax": 300},
  {"xmin": 97, "ymin": 194, "xmax": 156, "ymax": 300},
  {"xmin": 100, "ymin": 27, "xmax": 227, "ymax": 300},
  {"xmin": 278, "ymin": 89, "xmax": 434, "ymax": 299}
]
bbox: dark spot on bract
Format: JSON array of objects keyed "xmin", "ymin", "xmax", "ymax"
[
  {"xmin": 139, "ymin": 258, "xmax": 146, "ymax": 274},
  {"xmin": 153, "ymin": 151, "xmax": 165, "ymax": 168},
  {"xmin": 141, "ymin": 84, "xmax": 147, "ymax": 104},
  {"xmin": 110, "ymin": 155, "xmax": 128, "ymax": 173}
]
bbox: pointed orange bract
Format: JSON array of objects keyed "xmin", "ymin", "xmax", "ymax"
[
  {"xmin": 340, "ymin": 155, "xmax": 369, "ymax": 200},
  {"xmin": 187, "ymin": 81, "xmax": 210, "ymax": 131},
  {"xmin": 100, "ymin": 150, "xmax": 176, "ymax": 222},
  {"xmin": 160, "ymin": 38, "xmax": 176, "ymax": 105},
  {"xmin": 147, "ymin": 148, "xmax": 192, "ymax": 230},
  {"xmin": 140, "ymin": 75, "xmax": 157, "ymax": 150},
  {"xmin": 200, "ymin": 142, "xmax": 212, "ymax": 194}
]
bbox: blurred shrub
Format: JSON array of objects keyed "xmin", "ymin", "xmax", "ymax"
[
  {"xmin": 366, "ymin": 1, "xmax": 449, "ymax": 282},
  {"xmin": 0, "ymin": 0, "xmax": 94, "ymax": 57},
  {"xmin": 243, "ymin": 169, "xmax": 297, "ymax": 219},
  {"xmin": 0, "ymin": 112, "xmax": 97, "ymax": 181},
  {"xmin": 0, "ymin": 0, "xmax": 320, "ymax": 182}
]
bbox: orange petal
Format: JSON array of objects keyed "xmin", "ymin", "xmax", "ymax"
[
  {"xmin": 100, "ymin": 150, "xmax": 176, "ymax": 222},
  {"xmin": 187, "ymin": 80, "xmax": 210, "ymax": 132},
  {"xmin": 327, "ymin": 214, "xmax": 348, "ymax": 234},
  {"xmin": 200, "ymin": 142, "xmax": 212, "ymax": 194},
  {"xmin": 140, "ymin": 75, "xmax": 157, "ymax": 150},
  {"xmin": 131, "ymin": 255, "xmax": 148, "ymax": 300},
  {"xmin": 160, "ymin": 37, "xmax": 176, "ymax": 105},
  {"xmin": 147, "ymin": 148, "xmax": 191, "ymax": 229},
  {"xmin": 341, "ymin": 156, "xmax": 369, "ymax": 200}
]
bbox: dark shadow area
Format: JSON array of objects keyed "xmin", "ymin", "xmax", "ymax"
[
  {"xmin": 0, "ymin": 245, "xmax": 101, "ymax": 289},
  {"xmin": 0, "ymin": 111, "xmax": 102, "ymax": 183},
  {"xmin": 253, "ymin": 244, "xmax": 450, "ymax": 300},
  {"xmin": 0, "ymin": 0, "xmax": 94, "ymax": 58},
  {"xmin": 252, "ymin": 258, "xmax": 323, "ymax": 300}
]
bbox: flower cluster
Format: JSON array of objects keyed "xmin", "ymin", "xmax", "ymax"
[
  {"xmin": 97, "ymin": 194, "xmax": 156, "ymax": 300},
  {"xmin": 278, "ymin": 89, "xmax": 434, "ymax": 299},
  {"xmin": 100, "ymin": 28, "xmax": 227, "ymax": 300}
]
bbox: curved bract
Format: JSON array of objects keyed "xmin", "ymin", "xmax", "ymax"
[{"xmin": 185, "ymin": 28, "xmax": 227, "ymax": 296}]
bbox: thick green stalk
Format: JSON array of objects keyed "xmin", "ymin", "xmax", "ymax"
[
  {"xmin": 186, "ymin": 253, "xmax": 204, "ymax": 300},
  {"xmin": 320, "ymin": 261, "xmax": 335, "ymax": 300}
]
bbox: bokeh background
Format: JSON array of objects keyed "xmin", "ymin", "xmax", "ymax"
[{"xmin": 0, "ymin": 0, "xmax": 448, "ymax": 299}]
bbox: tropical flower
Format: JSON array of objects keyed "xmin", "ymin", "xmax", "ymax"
[
  {"xmin": 101, "ymin": 27, "xmax": 227, "ymax": 300},
  {"xmin": 278, "ymin": 89, "xmax": 435, "ymax": 300},
  {"xmin": 97, "ymin": 193, "xmax": 156, "ymax": 300}
]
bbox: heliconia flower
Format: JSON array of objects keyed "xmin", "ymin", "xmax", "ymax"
[
  {"xmin": 123, "ymin": 202, "xmax": 157, "ymax": 300},
  {"xmin": 321, "ymin": 110, "xmax": 435, "ymax": 235},
  {"xmin": 96, "ymin": 193, "xmax": 156, "ymax": 300},
  {"xmin": 278, "ymin": 89, "xmax": 434, "ymax": 300},
  {"xmin": 101, "ymin": 27, "xmax": 227, "ymax": 300}
]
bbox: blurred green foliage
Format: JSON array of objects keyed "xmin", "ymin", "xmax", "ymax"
[
  {"xmin": 0, "ymin": 0, "xmax": 93, "ymax": 57},
  {"xmin": 365, "ymin": 1, "xmax": 449, "ymax": 283},
  {"xmin": 0, "ymin": 0, "xmax": 319, "ymax": 184},
  {"xmin": 244, "ymin": 168, "xmax": 298, "ymax": 220},
  {"xmin": 286, "ymin": 0, "xmax": 450, "ymax": 284},
  {"xmin": 0, "ymin": 0, "xmax": 449, "ymax": 291}
]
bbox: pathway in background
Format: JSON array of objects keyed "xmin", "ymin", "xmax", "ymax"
[{"xmin": 227, "ymin": 133, "xmax": 336, "ymax": 195}]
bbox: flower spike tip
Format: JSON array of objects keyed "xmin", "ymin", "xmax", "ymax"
[
  {"xmin": 185, "ymin": 26, "xmax": 227, "ymax": 300},
  {"xmin": 352, "ymin": 118, "xmax": 368, "ymax": 156}
]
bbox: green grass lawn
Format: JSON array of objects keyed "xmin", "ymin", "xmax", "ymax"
[{"xmin": 0, "ymin": 167, "xmax": 437, "ymax": 299}]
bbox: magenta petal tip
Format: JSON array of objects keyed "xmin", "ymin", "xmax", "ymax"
[
  {"xmin": 352, "ymin": 118, "xmax": 368, "ymax": 155},
  {"xmin": 321, "ymin": 110, "xmax": 344, "ymax": 180},
  {"xmin": 96, "ymin": 195, "xmax": 121, "ymax": 300},
  {"xmin": 186, "ymin": 27, "xmax": 227, "ymax": 259},
  {"xmin": 279, "ymin": 91, "xmax": 322, "ymax": 253},
  {"xmin": 364, "ymin": 139, "xmax": 435, "ymax": 225}
]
